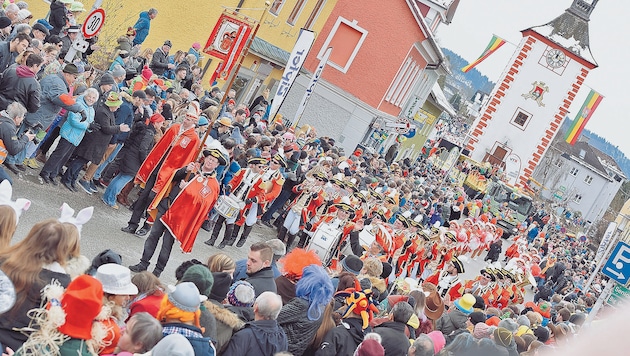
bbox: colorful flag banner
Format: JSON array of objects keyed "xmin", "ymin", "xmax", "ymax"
[
  {"xmin": 565, "ymin": 89, "xmax": 603, "ymax": 145},
  {"xmin": 461, "ymin": 35, "xmax": 506, "ymax": 73}
]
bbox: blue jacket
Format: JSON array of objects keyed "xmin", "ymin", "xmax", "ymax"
[
  {"xmin": 132, "ymin": 12, "xmax": 151, "ymax": 45},
  {"xmin": 162, "ymin": 323, "xmax": 215, "ymax": 356},
  {"xmin": 59, "ymin": 96, "xmax": 94, "ymax": 146}
]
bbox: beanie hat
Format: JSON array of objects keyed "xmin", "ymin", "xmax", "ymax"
[
  {"xmin": 533, "ymin": 326, "xmax": 550, "ymax": 343},
  {"xmin": 0, "ymin": 17, "xmax": 11, "ymax": 29},
  {"xmin": 516, "ymin": 315, "xmax": 531, "ymax": 327},
  {"xmin": 181, "ymin": 265, "xmax": 214, "ymax": 297},
  {"xmin": 380, "ymin": 262, "xmax": 393, "ymax": 279},
  {"xmin": 209, "ymin": 272, "xmax": 232, "ymax": 302},
  {"xmin": 427, "ymin": 331, "xmax": 446, "ymax": 354},
  {"xmin": 58, "ymin": 275, "xmax": 104, "ymax": 340},
  {"xmin": 493, "ymin": 327, "xmax": 513, "ymax": 348},
  {"xmin": 141, "ymin": 65, "xmax": 153, "ymax": 81},
  {"xmin": 354, "ymin": 339, "xmax": 384, "ymax": 356},
  {"xmin": 341, "ymin": 255, "xmax": 363, "ymax": 275},
  {"xmin": 100, "ymin": 73, "xmax": 116, "ymax": 86},
  {"xmin": 227, "ymin": 280, "xmax": 255, "ymax": 307},
  {"xmin": 150, "ymin": 113, "xmax": 165, "ymax": 124},
  {"xmin": 111, "ymin": 64, "xmax": 126, "ymax": 78},
  {"xmin": 166, "ymin": 282, "xmax": 206, "ymax": 313},
  {"xmin": 152, "ymin": 334, "xmax": 194, "ymax": 356},
  {"xmin": 473, "ymin": 322, "xmax": 493, "ymax": 339},
  {"xmin": 499, "ymin": 318, "xmax": 519, "ymax": 333},
  {"xmin": 469, "ymin": 311, "xmax": 487, "ymax": 325},
  {"xmin": 486, "ymin": 315, "xmax": 501, "ymax": 327}
]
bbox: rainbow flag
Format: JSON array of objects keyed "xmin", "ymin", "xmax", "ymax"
[
  {"xmin": 461, "ymin": 35, "xmax": 506, "ymax": 73},
  {"xmin": 565, "ymin": 89, "xmax": 603, "ymax": 145}
]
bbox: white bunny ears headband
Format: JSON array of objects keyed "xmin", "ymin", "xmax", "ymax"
[
  {"xmin": 0, "ymin": 180, "xmax": 31, "ymax": 223},
  {"xmin": 58, "ymin": 203, "xmax": 94, "ymax": 235}
]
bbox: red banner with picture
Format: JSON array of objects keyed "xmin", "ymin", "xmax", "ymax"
[{"xmin": 204, "ymin": 12, "xmax": 253, "ymax": 80}]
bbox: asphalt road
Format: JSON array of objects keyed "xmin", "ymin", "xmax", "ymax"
[{"xmin": 7, "ymin": 166, "xmax": 533, "ymax": 301}]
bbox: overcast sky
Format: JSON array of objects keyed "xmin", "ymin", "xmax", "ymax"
[{"xmin": 435, "ymin": 0, "xmax": 630, "ymax": 156}]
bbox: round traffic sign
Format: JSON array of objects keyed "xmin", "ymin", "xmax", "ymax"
[{"xmin": 82, "ymin": 8, "xmax": 106, "ymax": 38}]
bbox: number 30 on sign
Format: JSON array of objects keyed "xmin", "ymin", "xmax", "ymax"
[{"xmin": 82, "ymin": 8, "xmax": 106, "ymax": 39}]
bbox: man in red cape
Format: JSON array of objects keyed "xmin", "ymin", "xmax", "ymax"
[
  {"xmin": 121, "ymin": 102, "xmax": 201, "ymax": 236},
  {"xmin": 129, "ymin": 148, "xmax": 225, "ymax": 277}
]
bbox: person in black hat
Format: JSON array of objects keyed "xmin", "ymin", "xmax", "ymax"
[
  {"xmin": 31, "ymin": 22, "xmax": 50, "ymax": 41},
  {"xmin": 0, "ymin": 17, "xmax": 12, "ymax": 41},
  {"xmin": 130, "ymin": 149, "xmax": 225, "ymax": 277},
  {"xmin": 149, "ymin": 39, "xmax": 174, "ymax": 76},
  {"xmin": 425, "ymin": 256, "xmax": 465, "ymax": 301},
  {"xmin": 60, "ymin": 25, "xmax": 80, "ymax": 54}
]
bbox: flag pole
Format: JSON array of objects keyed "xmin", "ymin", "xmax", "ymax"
[{"xmin": 190, "ymin": 1, "xmax": 271, "ymax": 170}]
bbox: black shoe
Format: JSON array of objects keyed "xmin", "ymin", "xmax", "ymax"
[
  {"xmin": 236, "ymin": 238, "xmax": 247, "ymax": 247},
  {"xmin": 135, "ymin": 227, "xmax": 150, "ymax": 237},
  {"xmin": 3, "ymin": 162, "xmax": 20, "ymax": 174},
  {"xmin": 50, "ymin": 177, "xmax": 59, "ymax": 186},
  {"xmin": 121, "ymin": 225, "xmax": 137, "ymax": 234},
  {"xmin": 152, "ymin": 269, "xmax": 162, "ymax": 277},
  {"xmin": 39, "ymin": 173, "xmax": 51, "ymax": 184},
  {"xmin": 129, "ymin": 263, "xmax": 147, "ymax": 273},
  {"xmin": 62, "ymin": 181, "xmax": 75, "ymax": 192},
  {"xmin": 204, "ymin": 238, "xmax": 216, "ymax": 246},
  {"xmin": 262, "ymin": 220, "xmax": 273, "ymax": 228},
  {"xmin": 93, "ymin": 179, "xmax": 107, "ymax": 189},
  {"xmin": 218, "ymin": 240, "xmax": 227, "ymax": 249},
  {"xmin": 14, "ymin": 164, "xmax": 26, "ymax": 172}
]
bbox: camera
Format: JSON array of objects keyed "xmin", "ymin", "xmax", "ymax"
[{"xmin": 26, "ymin": 123, "xmax": 45, "ymax": 145}]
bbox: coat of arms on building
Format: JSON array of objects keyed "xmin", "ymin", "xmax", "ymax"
[{"xmin": 522, "ymin": 81, "xmax": 549, "ymax": 107}]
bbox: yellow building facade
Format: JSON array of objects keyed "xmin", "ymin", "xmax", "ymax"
[{"xmin": 27, "ymin": 0, "xmax": 336, "ymax": 103}]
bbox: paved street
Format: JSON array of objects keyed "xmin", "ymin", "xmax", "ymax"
[{"xmin": 8, "ymin": 167, "xmax": 532, "ymax": 301}]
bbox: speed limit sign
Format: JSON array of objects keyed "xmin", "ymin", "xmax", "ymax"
[{"xmin": 82, "ymin": 8, "xmax": 106, "ymax": 39}]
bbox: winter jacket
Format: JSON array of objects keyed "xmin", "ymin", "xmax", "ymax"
[
  {"xmin": 222, "ymin": 319, "xmax": 288, "ymax": 356},
  {"xmin": 246, "ymin": 267, "xmax": 277, "ymax": 297},
  {"xmin": 0, "ymin": 65, "xmax": 41, "ymax": 112},
  {"xmin": 59, "ymin": 95, "xmax": 93, "ymax": 146},
  {"xmin": 49, "ymin": 0, "xmax": 68, "ymax": 36},
  {"xmin": 150, "ymin": 47, "xmax": 169, "ymax": 76},
  {"xmin": 277, "ymin": 298, "xmax": 323, "ymax": 356},
  {"xmin": 109, "ymin": 56, "xmax": 126, "ymax": 72},
  {"xmin": 132, "ymin": 11, "xmax": 151, "ymax": 45},
  {"xmin": 25, "ymin": 72, "xmax": 83, "ymax": 129},
  {"xmin": 204, "ymin": 300, "xmax": 244, "ymax": 354},
  {"xmin": 162, "ymin": 323, "xmax": 215, "ymax": 356},
  {"xmin": 115, "ymin": 36, "xmax": 133, "ymax": 53},
  {"xmin": 73, "ymin": 104, "xmax": 121, "ymax": 163},
  {"xmin": 436, "ymin": 308, "xmax": 469, "ymax": 339},
  {"xmin": 0, "ymin": 115, "xmax": 29, "ymax": 157},
  {"xmin": 0, "ymin": 41, "xmax": 16, "ymax": 75},
  {"xmin": 116, "ymin": 120, "xmax": 155, "ymax": 176},
  {"xmin": 374, "ymin": 321, "xmax": 412, "ymax": 356},
  {"xmin": 315, "ymin": 317, "xmax": 369, "ymax": 356}
]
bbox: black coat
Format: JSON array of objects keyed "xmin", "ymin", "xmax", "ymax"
[
  {"xmin": 117, "ymin": 121, "xmax": 155, "ymax": 176},
  {"xmin": 74, "ymin": 105, "xmax": 121, "ymax": 163},
  {"xmin": 0, "ymin": 65, "xmax": 41, "ymax": 113},
  {"xmin": 150, "ymin": 48, "xmax": 169, "ymax": 76},
  {"xmin": 374, "ymin": 321, "xmax": 413, "ymax": 356},
  {"xmin": 222, "ymin": 319, "xmax": 288, "ymax": 356},
  {"xmin": 315, "ymin": 318, "xmax": 369, "ymax": 356},
  {"xmin": 49, "ymin": 0, "xmax": 68, "ymax": 36},
  {"xmin": 246, "ymin": 267, "xmax": 277, "ymax": 297}
]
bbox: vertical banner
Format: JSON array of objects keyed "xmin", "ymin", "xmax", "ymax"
[
  {"xmin": 596, "ymin": 222, "xmax": 617, "ymax": 263},
  {"xmin": 292, "ymin": 46, "xmax": 332, "ymax": 127},
  {"xmin": 203, "ymin": 12, "xmax": 254, "ymax": 83},
  {"xmin": 565, "ymin": 89, "xmax": 604, "ymax": 145},
  {"xmin": 504, "ymin": 153, "xmax": 522, "ymax": 186},
  {"xmin": 269, "ymin": 29, "xmax": 316, "ymax": 121}
]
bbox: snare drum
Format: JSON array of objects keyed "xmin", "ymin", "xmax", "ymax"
[
  {"xmin": 215, "ymin": 195, "xmax": 244, "ymax": 219},
  {"xmin": 307, "ymin": 223, "xmax": 342, "ymax": 266}
]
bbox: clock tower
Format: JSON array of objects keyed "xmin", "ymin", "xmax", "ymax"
[{"xmin": 465, "ymin": 0, "xmax": 599, "ymax": 187}]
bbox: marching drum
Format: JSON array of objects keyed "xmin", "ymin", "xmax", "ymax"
[
  {"xmin": 215, "ymin": 194, "xmax": 245, "ymax": 219},
  {"xmin": 307, "ymin": 223, "xmax": 342, "ymax": 266}
]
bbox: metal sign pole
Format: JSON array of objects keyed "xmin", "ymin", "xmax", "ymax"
[{"xmin": 583, "ymin": 230, "xmax": 619, "ymax": 294}]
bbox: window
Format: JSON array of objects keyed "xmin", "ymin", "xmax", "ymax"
[
  {"xmin": 384, "ymin": 43, "xmax": 429, "ymax": 108},
  {"xmin": 584, "ymin": 175, "xmax": 593, "ymax": 184},
  {"xmin": 287, "ymin": 0, "xmax": 307, "ymax": 25},
  {"xmin": 554, "ymin": 158, "xmax": 563, "ymax": 167},
  {"xmin": 569, "ymin": 167, "xmax": 579, "ymax": 176},
  {"xmin": 510, "ymin": 108, "xmax": 531, "ymax": 129},
  {"xmin": 304, "ymin": 0, "xmax": 326, "ymax": 29},
  {"xmin": 318, "ymin": 17, "xmax": 368, "ymax": 73},
  {"xmin": 573, "ymin": 194, "xmax": 582, "ymax": 204},
  {"xmin": 270, "ymin": 0, "xmax": 284, "ymax": 15}
]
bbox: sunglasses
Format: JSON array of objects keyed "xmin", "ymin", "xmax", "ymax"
[{"xmin": 482, "ymin": 274, "xmax": 492, "ymax": 279}]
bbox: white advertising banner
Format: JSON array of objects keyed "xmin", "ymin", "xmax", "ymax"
[{"xmin": 292, "ymin": 46, "xmax": 332, "ymax": 127}]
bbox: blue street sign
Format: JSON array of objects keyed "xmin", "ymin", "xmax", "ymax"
[{"xmin": 602, "ymin": 241, "xmax": 630, "ymax": 284}]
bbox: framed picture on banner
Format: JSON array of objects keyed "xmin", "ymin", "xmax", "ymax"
[{"xmin": 203, "ymin": 13, "xmax": 253, "ymax": 61}]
